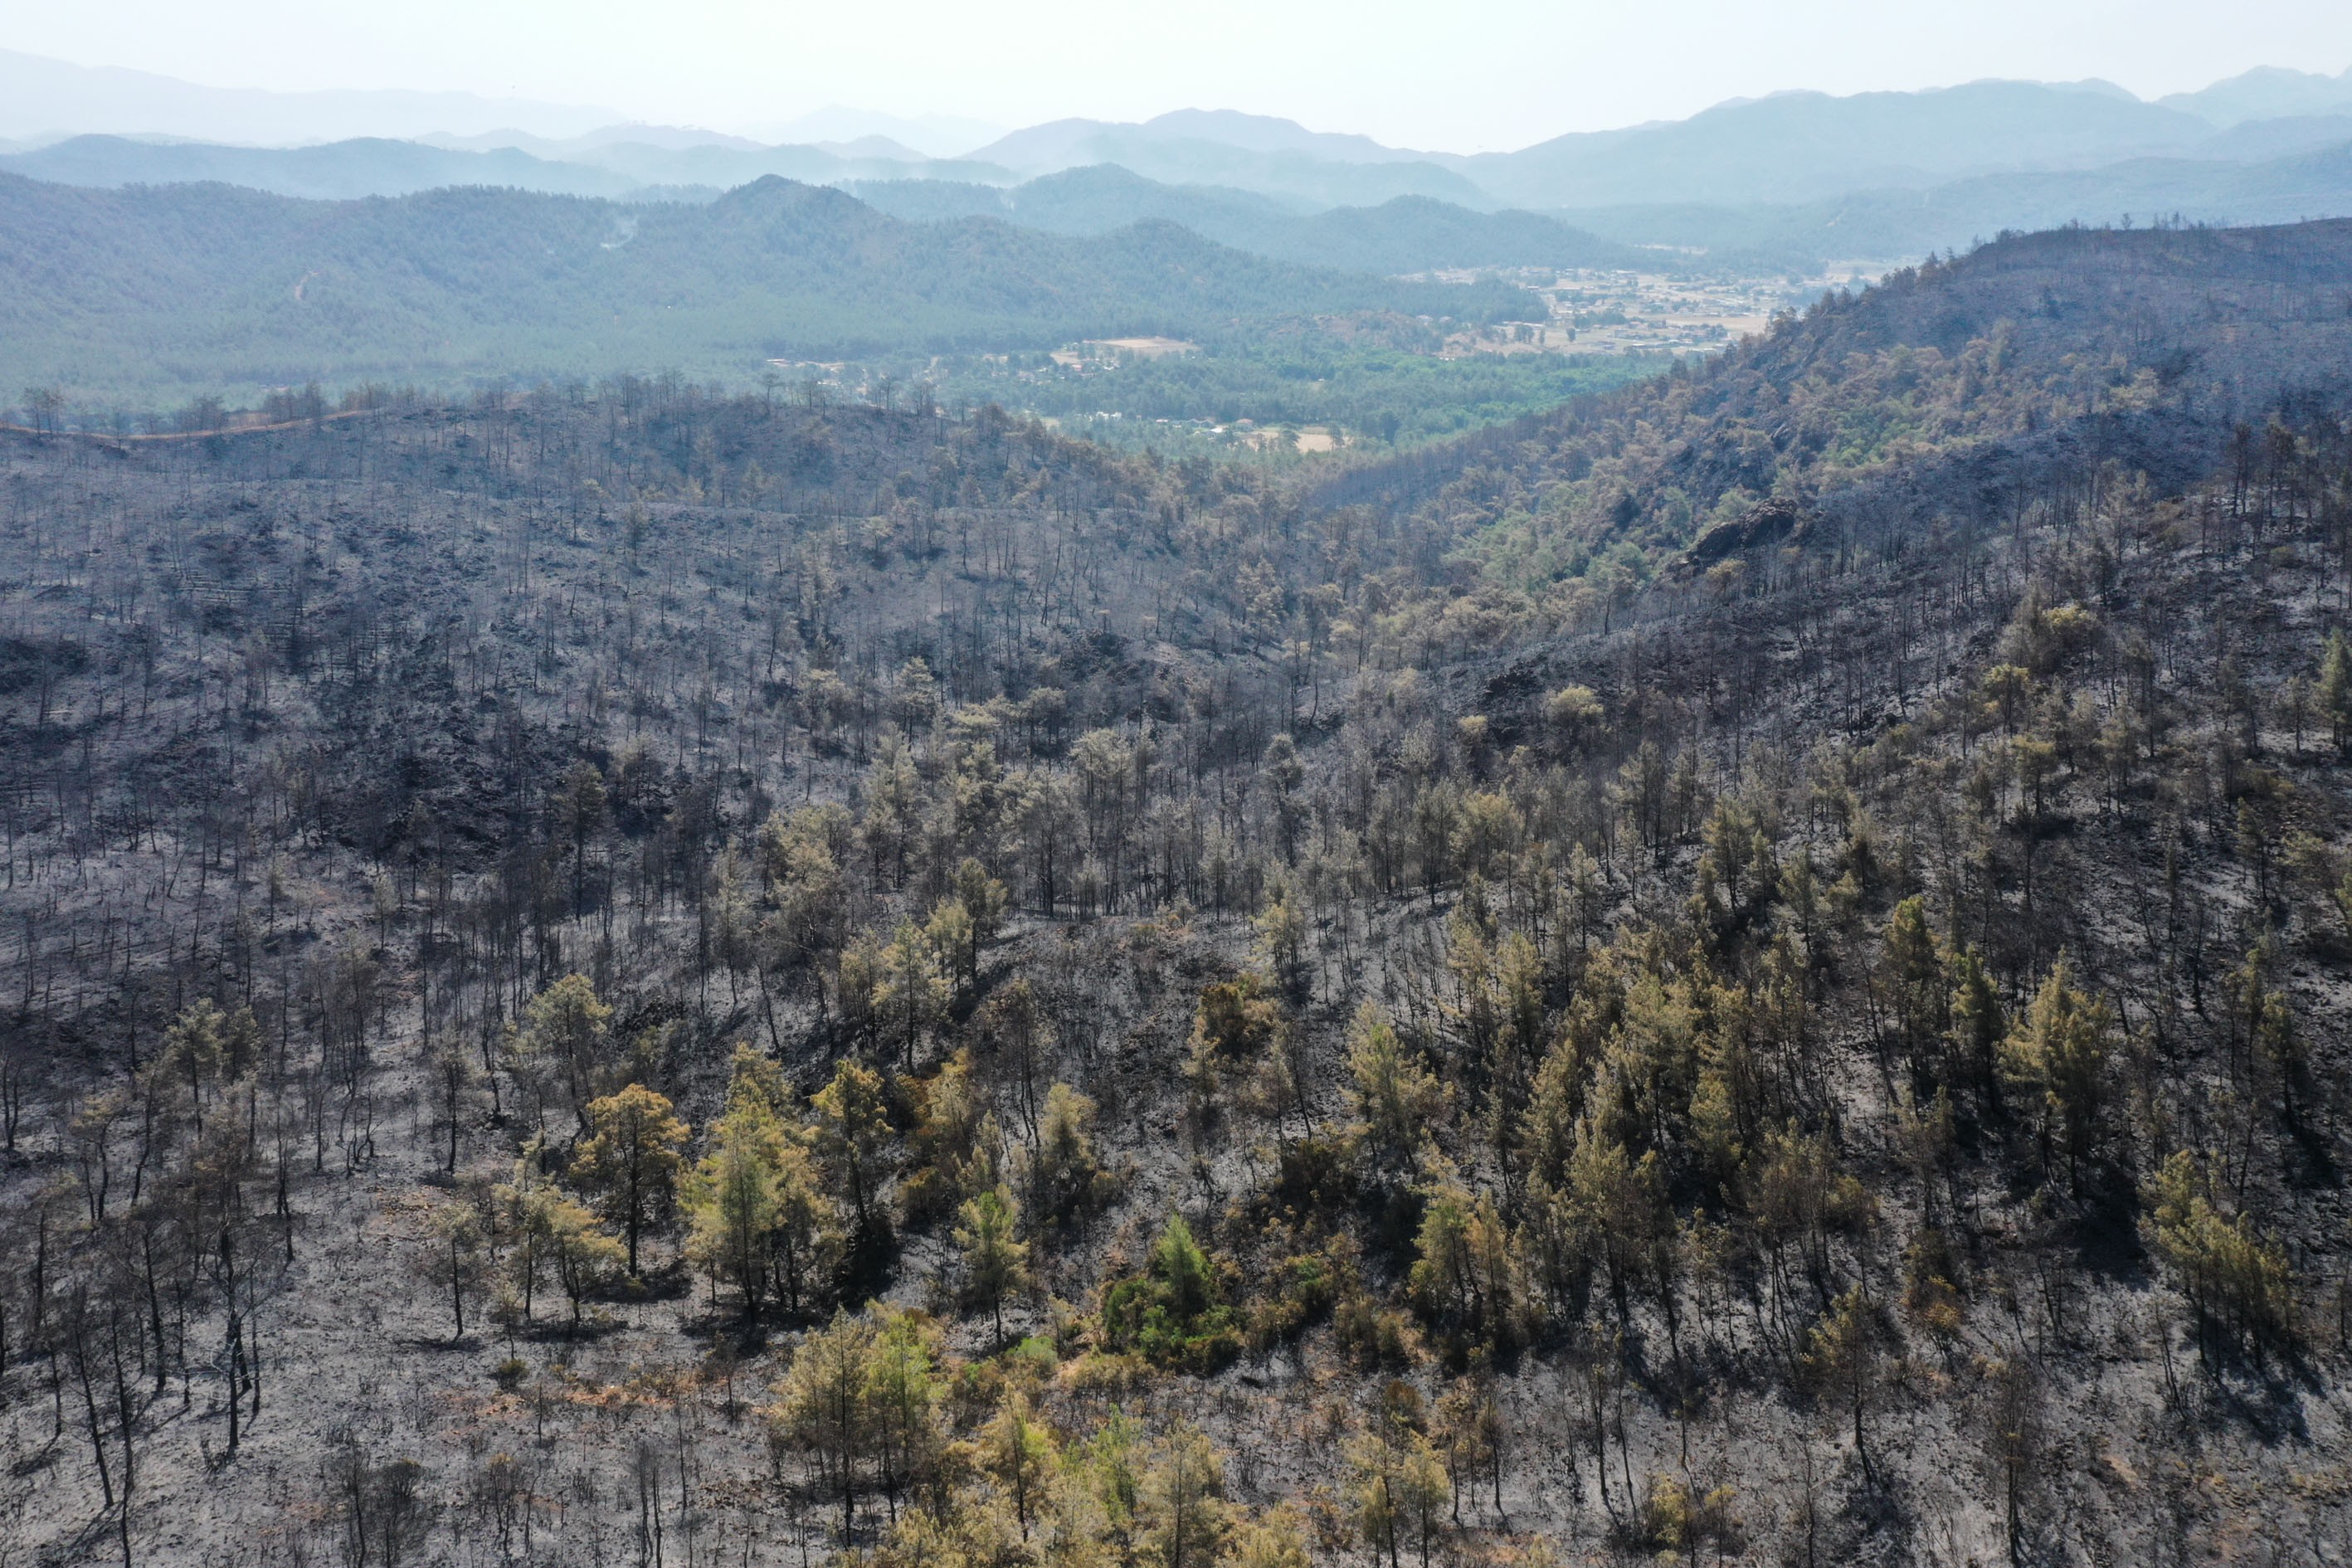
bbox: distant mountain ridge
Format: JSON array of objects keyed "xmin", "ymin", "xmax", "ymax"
[
  {"xmin": 850, "ymin": 166, "xmax": 1643, "ymax": 272},
  {"xmin": 2160, "ymin": 65, "xmax": 2352, "ymax": 128},
  {"xmin": 0, "ymin": 134, "xmax": 1016, "ymax": 202},
  {"xmin": 0, "ymin": 135, "xmax": 647, "ymax": 202},
  {"xmin": 965, "ymin": 117, "xmax": 1487, "ymax": 208},
  {"xmin": 1458, "ymin": 81, "xmax": 2218, "ymax": 207},
  {"xmin": 421, "ymin": 124, "xmax": 770, "ymax": 156},
  {"xmin": 945, "ymin": 82, "xmax": 2352, "ymax": 212},
  {"xmin": 971, "ymin": 110, "xmax": 1434, "ymax": 170},
  {"xmin": 0, "ymin": 47, "xmax": 618, "ymax": 143},
  {"xmin": 17, "ymin": 123, "xmax": 2352, "ymax": 282},
  {"xmin": 1556, "ymin": 140, "xmax": 2352, "ymax": 270},
  {"xmin": 12, "ymin": 51, "xmax": 2352, "ymax": 274}
]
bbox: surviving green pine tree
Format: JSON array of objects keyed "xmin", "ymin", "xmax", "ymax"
[
  {"xmin": 954, "ymin": 1184, "xmax": 1030, "ymax": 1344},
  {"xmin": 571, "ymin": 1083, "xmax": 689, "ymax": 1278}
]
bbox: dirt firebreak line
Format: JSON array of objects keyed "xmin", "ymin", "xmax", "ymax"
[{"xmin": 0, "ymin": 407, "xmax": 390, "ymax": 447}]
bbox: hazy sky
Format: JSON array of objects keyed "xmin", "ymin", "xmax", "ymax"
[{"xmin": 8, "ymin": 0, "xmax": 2352, "ymax": 150}]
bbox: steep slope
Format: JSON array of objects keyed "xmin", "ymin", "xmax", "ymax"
[{"xmin": 1320, "ymin": 218, "xmax": 2352, "ymax": 580}]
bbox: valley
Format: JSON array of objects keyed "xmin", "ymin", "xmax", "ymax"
[
  {"xmin": 7, "ymin": 36, "xmax": 2352, "ymax": 1568},
  {"xmin": 3, "ymin": 218, "xmax": 2351, "ymax": 1566}
]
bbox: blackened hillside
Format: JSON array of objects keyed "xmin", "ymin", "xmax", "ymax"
[{"xmin": 1321, "ymin": 219, "xmax": 2352, "ymax": 590}]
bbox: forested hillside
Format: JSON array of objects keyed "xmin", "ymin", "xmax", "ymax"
[
  {"xmin": 0, "ymin": 173, "xmax": 1538, "ymax": 405},
  {"xmin": 3, "ymin": 220, "xmax": 2352, "ymax": 1568},
  {"xmin": 1330, "ymin": 218, "xmax": 2352, "ymax": 594}
]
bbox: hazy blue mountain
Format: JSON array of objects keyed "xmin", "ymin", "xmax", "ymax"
[
  {"xmin": 971, "ymin": 110, "xmax": 1425, "ymax": 171},
  {"xmin": 424, "ymin": 124, "xmax": 960, "ymax": 163},
  {"xmin": 1561, "ymin": 140, "xmax": 2352, "ymax": 270},
  {"xmin": 854, "ymin": 164, "xmax": 1300, "ymax": 227},
  {"xmin": 962, "ymin": 81, "xmax": 2352, "ymax": 216},
  {"xmin": 17, "ymin": 54, "xmax": 2352, "ymax": 266},
  {"xmin": 0, "ymin": 134, "xmax": 645, "ymax": 201},
  {"xmin": 1015, "ymin": 164, "xmax": 1305, "ymax": 217},
  {"xmin": 853, "ymin": 164, "xmax": 1639, "ymax": 271},
  {"xmin": 0, "ymin": 134, "xmax": 1016, "ymax": 202},
  {"xmin": 1467, "ymin": 80, "xmax": 2214, "ymax": 207},
  {"xmin": 0, "ymin": 46, "xmax": 617, "ymax": 143},
  {"xmin": 562, "ymin": 141, "xmax": 1016, "ymax": 189},
  {"xmin": 967, "ymin": 117, "xmax": 1138, "ymax": 170},
  {"xmin": 1044, "ymin": 135, "xmax": 1478, "ymax": 207},
  {"xmin": 2160, "ymin": 66, "xmax": 2352, "ymax": 128},
  {"xmin": 421, "ymin": 124, "xmax": 770, "ymax": 156},
  {"xmin": 747, "ymin": 107, "xmax": 1006, "ymax": 159},
  {"xmin": 1127, "ymin": 110, "xmax": 1431, "ymax": 164},
  {"xmin": 844, "ymin": 178, "xmax": 1030, "ymax": 224},
  {"xmin": 2196, "ymin": 115, "xmax": 2352, "ymax": 162},
  {"xmin": 1278, "ymin": 196, "xmax": 1639, "ymax": 271},
  {"xmin": 969, "ymin": 114, "xmax": 1484, "ymax": 207},
  {"xmin": 813, "ymin": 136, "xmax": 932, "ymax": 162},
  {"xmin": 0, "ymin": 173, "xmax": 1542, "ymax": 402}
]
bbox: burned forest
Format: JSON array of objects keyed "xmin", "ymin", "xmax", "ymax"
[{"xmin": 6, "ymin": 221, "xmax": 2352, "ymax": 1568}]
